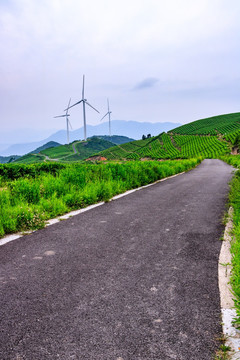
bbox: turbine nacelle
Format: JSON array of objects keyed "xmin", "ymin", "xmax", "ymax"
[
  {"xmin": 101, "ymin": 98, "xmax": 112, "ymax": 137},
  {"xmin": 54, "ymin": 97, "xmax": 72, "ymax": 144},
  {"xmin": 64, "ymin": 75, "xmax": 99, "ymax": 141}
]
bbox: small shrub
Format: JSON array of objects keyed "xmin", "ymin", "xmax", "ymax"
[
  {"xmin": 0, "ymin": 208, "xmax": 17, "ymax": 233},
  {"xmin": 0, "ymin": 220, "xmax": 5, "ymax": 237},
  {"xmin": 10, "ymin": 179, "xmax": 40, "ymax": 204},
  {"xmin": 0, "ymin": 188, "xmax": 11, "ymax": 207},
  {"xmin": 15, "ymin": 205, "xmax": 45, "ymax": 231},
  {"xmin": 41, "ymin": 175, "xmax": 67, "ymax": 198},
  {"xmin": 39, "ymin": 195, "xmax": 68, "ymax": 218},
  {"xmin": 96, "ymin": 181, "xmax": 113, "ymax": 202},
  {"xmin": 63, "ymin": 192, "xmax": 84, "ymax": 209},
  {"xmin": 81, "ymin": 185, "xmax": 98, "ymax": 205}
]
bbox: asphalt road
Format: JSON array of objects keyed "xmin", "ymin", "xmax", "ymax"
[{"xmin": 0, "ymin": 159, "xmax": 234, "ymax": 360}]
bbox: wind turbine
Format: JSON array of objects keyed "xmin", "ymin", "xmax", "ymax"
[
  {"xmin": 65, "ymin": 75, "xmax": 99, "ymax": 141},
  {"xmin": 54, "ymin": 98, "xmax": 72, "ymax": 144},
  {"xmin": 100, "ymin": 98, "xmax": 112, "ymax": 137}
]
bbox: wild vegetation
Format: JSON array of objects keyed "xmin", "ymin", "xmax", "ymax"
[
  {"xmin": 224, "ymin": 129, "xmax": 240, "ymax": 148},
  {"xmin": 220, "ymin": 155, "xmax": 240, "ymax": 327},
  {"xmin": 0, "ymin": 159, "xmax": 200, "ymax": 237}
]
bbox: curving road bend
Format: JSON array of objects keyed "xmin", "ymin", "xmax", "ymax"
[{"xmin": 0, "ymin": 160, "xmax": 234, "ymax": 360}]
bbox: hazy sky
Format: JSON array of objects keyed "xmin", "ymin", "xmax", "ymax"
[{"xmin": 1, "ymin": 0, "xmax": 240, "ymax": 136}]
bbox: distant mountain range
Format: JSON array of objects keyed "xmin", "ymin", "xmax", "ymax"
[{"xmin": 0, "ymin": 120, "xmax": 181, "ymax": 156}]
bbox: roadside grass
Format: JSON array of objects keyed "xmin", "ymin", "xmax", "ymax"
[
  {"xmin": 214, "ymin": 342, "xmax": 231, "ymax": 360},
  {"xmin": 0, "ymin": 158, "xmax": 200, "ymax": 237},
  {"xmin": 214, "ymin": 333, "xmax": 232, "ymax": 360},
  {"xmin": 221, "ymin": 155, "xmax": 240, "ymax": 327}
]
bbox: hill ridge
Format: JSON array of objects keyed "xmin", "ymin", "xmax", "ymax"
[{"xmin": 10, "ymin": 112, "xmax": 240, "ymax": 163}]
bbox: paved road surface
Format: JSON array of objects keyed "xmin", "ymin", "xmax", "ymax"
[{"xmin": 0, "ymin": 160, "xmax": 234, "ymax": 359}]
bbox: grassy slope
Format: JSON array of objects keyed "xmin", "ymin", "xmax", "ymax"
[
  {"xmin": 94, "ymin": 133, "xmax": 230, "ymax": 160},
  {"xmin": 31, "ymin": 141, "xmax": 61, "ymax": 154},
  {"xmin": 91, "ymin": 113, "xmax": 240, "ymax": 161},
  {"xmin": 170, "ymin": 112, "xmax": 240, "ymax": 135},
  {"xmin": 91, "ymin": 135, "xmax": 135, "ymax": 144},
  {"xmin": 14, "ymin": 153, "xmax": 46, "ymax": 164},
  {"xmin": 14, "ymin": 137, "xmax": 116, "ymax": 163},
  {"xmin": 41, "ymin": 144, "xmax": 74, "ymax": 158}
]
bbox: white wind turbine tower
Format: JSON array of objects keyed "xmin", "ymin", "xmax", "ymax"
[
  {"xmin": 66, "ymin": 75, "xmax": 99, "ymax": 141},
  {"xmin": 100, "ymin": 98, "xmax": 112, "ymax": 137},
  {"xmin": 54, "ymin": 98, "xmax": 72, "ymax": 144}
]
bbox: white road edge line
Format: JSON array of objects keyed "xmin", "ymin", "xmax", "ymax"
[
  {"xmin": 218, "ymin": 207, "xmax": 240, "ymax": 359},
  {"xmin": 0, "ymin": 171, "xmax": 185, "ymax": 247}
]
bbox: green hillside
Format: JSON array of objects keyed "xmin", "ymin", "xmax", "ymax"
[
  {"xmin": 89, "ymin": 113, "xmax": 240, "ymax": 161},
  {"xmin": 92, "ymin": 132, "xmax": 229, "ymax": 160},
  {"xmin": 31, "ymin": 141, "xmax": 61, "ymax": 154},
  {"xmin": 14, "ymin": 153, "xmax": 46, "ymax": 164},
  {"xmin": 170, "ymin": 112, "xmax": 240, "ymax": 135},
  {"xmin": 91, "ymin": 135, "xmax": 135, "ymax": 144},
  {"xmin": 13, "ymin": 113, "xmax": 240, "ymax": 163},
  {"xmin": 14, "ymin": 137, "xmax": 115, "ymax": 164}
]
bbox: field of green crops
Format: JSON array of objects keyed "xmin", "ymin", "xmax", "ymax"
[
  {"xmin": 96, "ymin": 132, "xmax": 230, "ymax": 160},
  {"xmin": 173, "ymin": 135, "xmax": 229, "ymax": 158},
  {"xmin": 170, "ymin": 112, "xmax": 240, "ymax": 135},
  {"xmin": 0, "ymin": 159, "xmax": 200, "ymax": 237}
]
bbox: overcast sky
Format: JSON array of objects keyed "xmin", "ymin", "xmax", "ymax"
[{"xmin": 1, "ymin": 0, "xmax": 240, "ymax": 138}]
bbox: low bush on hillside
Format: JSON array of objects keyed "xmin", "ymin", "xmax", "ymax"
[{"xmin": 0, "ymin": 159, "xmax": 200, "ymax": 237}]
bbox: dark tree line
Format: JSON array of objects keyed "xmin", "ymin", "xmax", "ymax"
[{"xmin": 142, "ymin": 134, "xmax": 151, "ymax": 140}]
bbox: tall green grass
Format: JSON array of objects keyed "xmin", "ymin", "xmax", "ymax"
[
  {"xmin": 221, "ymin": 155, "xmax": 240, "ymax": 326},
  {"xmin": 0, "ymin": 159, "xmax": 200, "ymax": 237}
]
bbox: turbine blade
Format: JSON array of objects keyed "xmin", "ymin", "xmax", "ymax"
[
  {"xmin": 100, "ymin": 112, "xmax": 108, "ymax": 121},
  {"xmin": 85, "ymin": 101, "xmax": 99, "ymax": 113},
  {"xmin": 68, "ymin": 118, "xmax": 73, "ymax": 130},
  {"xmin": 54, "ymin": 114, "xmax": 67, "ymax": 118},
  {"xmin": 82, "ymin": 75, "xmax": 85, "ymax": 99},
  {"xmin": 65, "ymin": 97, "xmax": 71, "ymax": 115},
  {"xmin": 107, "ymin": 98, "xmax": 110, "ymax": 112},
  {"xmin": 65, "ymin": 99, "xmax": 82, "ymax": 111}
]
